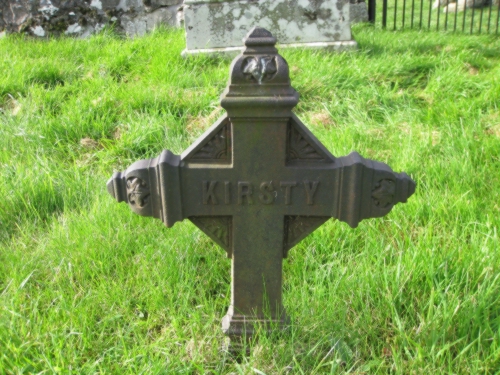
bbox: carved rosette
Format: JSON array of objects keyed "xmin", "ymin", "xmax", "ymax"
[
  {"xmin": 127, "ymin": 177, "xmax": 150, "ymax": 208},
  {"xmin": 242, "ymin": 56, "xmax": 278, "ymax": 84},
  {"xmin": 372, "ymin": 179, "xmax": 396, "ymax": 208}
]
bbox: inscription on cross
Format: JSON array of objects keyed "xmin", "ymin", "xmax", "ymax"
[{"xmin": 107, "ymin": 27, "xmax": 415, "ymax": 346}]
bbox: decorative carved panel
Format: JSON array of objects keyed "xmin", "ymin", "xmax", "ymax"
[
  {"xmin": 189, "ymin": 216, "xmax": 232, "ymax": 258},
  {"xmin": 183, "ymin": 116, "xmax": 232, "ymax": 163},
  {"xmin": 283, "ymin": 216, "xmax": 329, "ymax": 257}
]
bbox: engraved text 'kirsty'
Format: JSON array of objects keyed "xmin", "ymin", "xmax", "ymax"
[{"xmin": 202, "ymin": 181, "xmax": 319, "ymax": 205}]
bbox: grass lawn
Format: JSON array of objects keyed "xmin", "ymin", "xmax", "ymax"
[{"xmin": 0, "ymin": 23, "xmax": 499, "ymax": 374}]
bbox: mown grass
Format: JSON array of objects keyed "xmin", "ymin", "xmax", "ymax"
[{"xmin": 0, "ymin": 24, "xmax": 499, "ymax": 374}]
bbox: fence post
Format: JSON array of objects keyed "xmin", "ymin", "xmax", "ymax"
[
  {"xmin": 382, "ymin": 0, "xmax": 388, "ymax": 28},
  {"xmin": 368, "ymin": 0, "xmax": 377, "ymax": 23}
]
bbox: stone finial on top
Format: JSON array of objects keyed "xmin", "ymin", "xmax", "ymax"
[
  {"xmin": 221, "ymin": 27, "xmax": 299, "ymax": 118},
  {"xmin": 243, "ymin": 27, "xmax": 277, "ymax": 51}
]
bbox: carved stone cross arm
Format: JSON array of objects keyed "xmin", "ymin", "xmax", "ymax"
[
  {"xmin": 107, "ymin": 27, "xmax": 415, "ymax": 345},
  {"xmin": 107, "ymin": 120, "xmax": 415, "ymax": 241}
]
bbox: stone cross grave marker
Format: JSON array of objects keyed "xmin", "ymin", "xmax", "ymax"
[{"xmin": 107, "ymin": 27, "xmax": 415, "ymax": 348}]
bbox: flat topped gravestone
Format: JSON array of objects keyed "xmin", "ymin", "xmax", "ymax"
[
  {"xmin": 107, "ymin": 27, "xmax": 415, "ymax": 348},
  {"xmin": 182, "ymin": 0, "xmax": 357, "ymax": 56}
]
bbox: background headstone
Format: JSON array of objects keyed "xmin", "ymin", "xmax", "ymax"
[
  {"xmin": 183, "ymin": 0, "xmax": 358, "ymax": 56},
  {"xmin": 350, "ymin": 0, "xmax": 368, "ymax": 23}
]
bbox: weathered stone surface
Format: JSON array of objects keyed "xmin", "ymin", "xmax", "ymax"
[
  {"xmin": 0, "ymin": 0, "xmax": 182, "ymax": 37},
  {"xmin": 1, "ymin": 0, "xmax": 367, "ymax": 39},
  {"xmin": 121, "ymin": 5, "xmax": 178, "ymax": 36},
  {"xmin": 145, "ymin": 0, "xmax": 178, "ymax": 9},
  {"xmin": 350, "ymin": 0, "xmax": 368, "ymax": 23},
  {"xmin": 183, "ymin": 0, "xmax": 357, "ymax": 56}
]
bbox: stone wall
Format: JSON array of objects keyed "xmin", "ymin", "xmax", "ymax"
[
  {"xmin": 0, "ymin": 0, "xmax": 182, "ymax": 37},
  {"xmin": 0, "ymin": 0, "xmax": 367, "ymax": 38}
]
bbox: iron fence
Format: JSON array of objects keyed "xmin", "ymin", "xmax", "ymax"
[{"xmin": 367, "ymin": 0, "xmax": 500, "ymax": 33}]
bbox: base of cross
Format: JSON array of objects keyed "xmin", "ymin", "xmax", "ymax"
[{"xmin": 221, "ymin": 307, "xmax": 290, "ymax": 354}]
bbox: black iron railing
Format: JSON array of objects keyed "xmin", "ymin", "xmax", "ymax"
[{"xmin": 367, "ymin": 0, "xmax": 500, "ymax": 34}]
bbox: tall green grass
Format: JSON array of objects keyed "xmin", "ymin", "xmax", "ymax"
[{"xmin": 0, "ymin": 25, "xmax": 499, "ymax": 373}]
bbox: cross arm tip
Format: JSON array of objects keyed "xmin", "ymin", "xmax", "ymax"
[
  {"xmin": 105, "ymin": 151, "xmax": 184, "ymax": 226},
  {"xmin": 334, "ymin": 153, "xmax": 416, "ymax": 228},
  {"xmin": 107, "ymin": 172, "xmax": 127, "ymax": 203}
]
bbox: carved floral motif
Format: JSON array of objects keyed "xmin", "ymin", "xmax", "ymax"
[
  {"xmin": 189, "ymin": 123, "xmax": 230, "ymax": 161},
  {"xmin": 372, "ymin": 179, "xmax": 396, "ymax": 208},
  {"xmin": 242, "ymin": 56, "xmax": 277, "ymax": 84},
  {"xmin": 127, "ymin": 177, "xmax": 150, "ymax": 208},
  {"xmin": 288, "ymin": 125, "xmax": 324, "ymax": 160}
]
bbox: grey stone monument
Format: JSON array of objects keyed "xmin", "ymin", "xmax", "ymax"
[
  {"xmin": 182, "ymin": 0, "xmax": 357, "ymax": 56},
  {"xmin": 107, "ymin": 27, "xmax": 415, "ymax": 351}
]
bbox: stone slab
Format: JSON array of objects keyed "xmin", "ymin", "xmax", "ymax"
[
  {"xmin": 181, "ymin": 40, "xmax": 357, "ymax": 58},
  {"xmin": 183, "ymin": 0, "xmax": 354, "ymax": 54}
]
